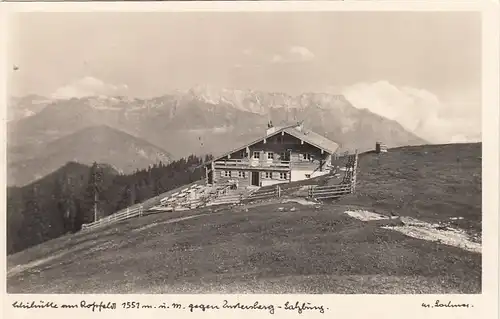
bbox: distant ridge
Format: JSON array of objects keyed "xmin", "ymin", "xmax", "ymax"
[{"xmin": 8, "ymin": 125, "xmax": 172, "ymax": 186}]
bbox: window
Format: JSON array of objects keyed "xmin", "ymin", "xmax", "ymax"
[
  {"xmin": 267, "ymin": 152, "xmax": 274, "ymax": 160},
  {"xmin": 264, "ymin": 172, "xmax": 272, "ymax": 179},
  {"xmin": 279, "ymin": 172, "xmax": 288, "ymax": 180},
  {"xmin": 253, "ymin": 151, "xmax": 260, "ymax": 159},
  {"xmin": 238, "ymin": 171, "xmax": 246, "ymax": 178},
  {"xmin": 280, "ymin": 152, "xmax": 289, "ymax": 160},
  {"xmin": 305, "ymin": 174, "xmax": 311, "ymax": 178},
  {"xmin": 224, "ymin": 171, "xmax": 232, "ymax": 177},
  {"xmin": 302, "ymin": 153, "xmax": 312, "ymax": 160}
]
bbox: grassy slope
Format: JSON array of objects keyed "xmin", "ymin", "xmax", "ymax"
[
  {"xmin": 7, "ymin": 143, "xmax": 482, "ymax": 294},
  {"xmin": 335, "ymin": 143, "xmax": 481, "ymax": 237}
]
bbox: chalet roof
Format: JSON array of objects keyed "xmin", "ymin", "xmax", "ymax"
[
  {"xmin": 204, "ymin": 124, "xmax": 339, "ymax": 166},
  {"xmin": 282, "ymin": 127, "xmax": 340, "ymax": 155}
]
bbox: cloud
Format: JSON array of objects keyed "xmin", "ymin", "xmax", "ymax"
[
  {"xmin": 236, "ymin": 46, "xmax": 315, "ymax": 68},
  {"xmin": 340, "ymin": 81, "xmax": 481, "ymax": 144},
  {"xmin": 289, "ymin": 46, "xmax": 315, "ymax": 60},
  {"xmin": 232, "ymin": 63, "xmax": 263, "ymax": 70},
  {"xmin": 242, "ymin": 48, "xmax": 253, "ymax": 56},
  {"xmin": 51, "ymin": 76, "xmax": 128, "ymax": 99},
  {"xmin": 271, "ymin": 54, "xmax": 285, "ymax": 63},
  {"xmin": 271, "ymin": 46, "xmax": 315, "ymax": 64}
]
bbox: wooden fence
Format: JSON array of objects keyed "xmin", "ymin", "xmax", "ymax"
[
  {"xmin": 81, "ymin": 205, "xmax": 144, "ymax": 231},
  {"xmin": 244, "ymin": 185, "xmax": 282, "ymax": 202},
  {"xmin": 308, "ymin": 150, "xmax": 359, "ymax": 201},
  {"xmin": 80, "ymin": 180, "xmax": 206, "ymax": 231},
  {"xmin": 308, "ymin": 184, "xmax": 353, "ymax": 200}
]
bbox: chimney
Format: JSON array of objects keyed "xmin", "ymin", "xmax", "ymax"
[
  {"xmin": 266, "ymin": 121, "xmax": 276, "ymax": 135},
  {"xmin": 295, "ymin": 121, "xmax": 304, "ymax": 132},
  {"xmin": 375, "ymin": 141, "xmax": 388, "ymax": 154}
]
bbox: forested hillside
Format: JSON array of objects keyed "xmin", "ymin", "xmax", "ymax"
[{"xmin": 7, "ymin": 154, "xmax": 211, "ymax": 255}]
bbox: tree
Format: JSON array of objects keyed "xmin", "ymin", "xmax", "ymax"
[
  {"xmin": 52, "ymin": 176, "xmax": 68, "ymax": 233},
  {"xmin": 22, "ymin": 185, "xmax": 48, "ymax": 244},
  {"xmin": 61, "ymin": 175, "xmax": 79, "ymax": 233},
  {"xmin": 73, "ymin": 198, "xmax": 85, "ymax": 232},
  {"xmin": 80, "ymin": 162, "xmax": 105, "ymax": 223},
  {"xmin": 8, "ymin": 154, "xmax": 214, "ymax": 254},
  {"xmin": 117, "ymin": 183, "xmax": 136, "ymax": 210}
]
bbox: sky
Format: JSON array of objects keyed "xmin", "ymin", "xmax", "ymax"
[{"xmin": 7, "ymin": 11, "xmax": 482, "ymax": 143}]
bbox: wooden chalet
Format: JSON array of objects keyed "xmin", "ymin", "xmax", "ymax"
[{"xmin": 204, "ymin": 122, "xmax": 340, "ymax": 188}]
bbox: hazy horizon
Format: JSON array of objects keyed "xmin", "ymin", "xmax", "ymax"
[{"xmin": 7, "ymin": 11, "xmax": 482, "ymax": 143}]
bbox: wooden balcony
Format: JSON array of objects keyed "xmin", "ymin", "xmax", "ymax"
[
  {"xmin": 291, "ymin": 160, "xmax": 328, "ymax": 170},
  {"xmin": 214, "ymin": 159, "xmax": 291, "ymax": 171}
]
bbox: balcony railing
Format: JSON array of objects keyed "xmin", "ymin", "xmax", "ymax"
[
  {"xmin": 291, "ymin": 160, "xmax": 326, "ymax": 168},
  {"xmin": 214, "ymin": 159, "xmax": 291, "ymax": 170}
]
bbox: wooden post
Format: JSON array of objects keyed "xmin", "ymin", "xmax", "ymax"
[
  {"xmin": 93, "ymin": 191, "xmax": 98, "ymax": 223},
  {"xmin": 351, "ymin": 150, "xmax": 358, "ymax": 193},
  {"xmin": 210, "ymin": 161, "xmax": 215, "ymax": 184}
]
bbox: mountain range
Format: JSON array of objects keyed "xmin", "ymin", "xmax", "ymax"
[
  {"xmin": 7, "ymin": 94, "xmax": 54, "ymax": 122},
  {"xmin": 8, "ymin": 125, "xmax": 173, "ymax": 186},
  {"xmin": 7, "ymin": 86, "xmax": 427, "ymax": 186}
]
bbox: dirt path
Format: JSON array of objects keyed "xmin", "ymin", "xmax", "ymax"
[
  {"xmin": 7, "ymin": 252, "xmax": 67, "ymax": 278},
  {"xmin": 8, "ymin": 213, "xmax": 217, "ymax": 278},
  {"xmin": 345, "ymin": 210, "xmax": 393, "ymax": 221},
  {"xmin": 281, "ymin": 198, "xmax": 318, "ymax": 206},
  {"xmin": 7, "ymin": 239, "xmax": 104, "ymax": 278}
]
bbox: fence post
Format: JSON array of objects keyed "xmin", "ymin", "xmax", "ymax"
[
  {"xmin": 351, "ymin": 150, "xmax": 358, "ymax": 194},
  {"xmin": 139, "ymin": 205, "xmax": 143, "ymax": 217}
]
